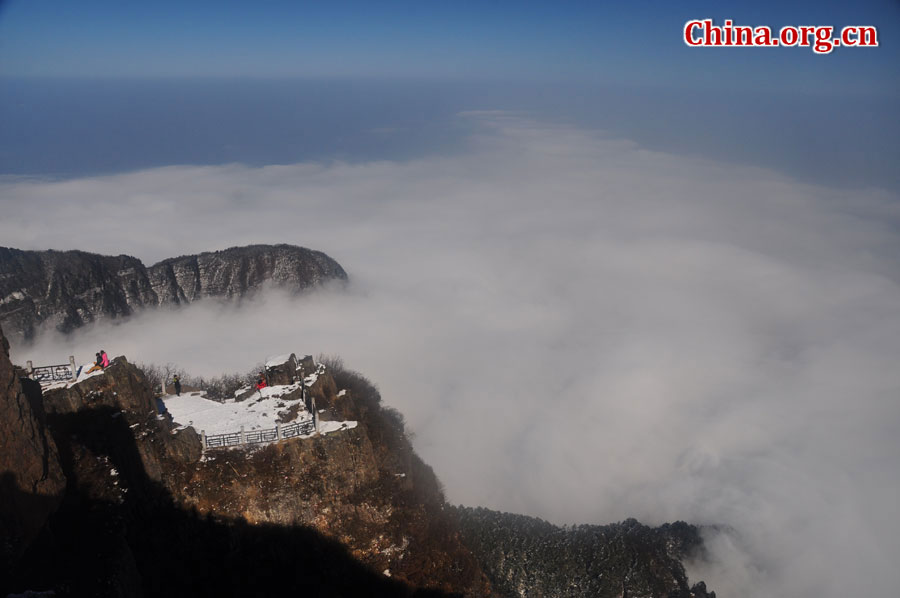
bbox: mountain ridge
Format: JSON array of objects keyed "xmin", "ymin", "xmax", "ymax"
[{"xmin": 0, "ymin": 244, "xmax": 348, "ymax": 340}]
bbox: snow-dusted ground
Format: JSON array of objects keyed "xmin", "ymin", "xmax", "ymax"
[
  {"xmin": 42, "ymin": 362, "xmax": 106, "ymax": 390},
  {"xmin": 265, "ymin": 353, "xmax": 293, "ymax": 368},
  {"xmin": 164, "ymin": 383, "xmax": 308, "ymax": 434},
  {"xmin": 318, "ymin": 419, "xmax": 359, "ymax": 435},
  {"xmin": 163, "ymin": 383, "xmax": 357, "ymax": 440}
]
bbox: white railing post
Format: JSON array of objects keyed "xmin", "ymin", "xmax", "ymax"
[
  {"xmin": 240, "ymin": 426, "xmax": 245, "ymax": 445},
  {"xmin": 68, "ymin": 356, "xmax": 77, "ymax": 380},
  {"xmin": 276, "ymin": 422, "xmax": 282, "ymax": 441},
  {"xmin": 201, "ymin": 430, "xmax": 207, "ymax": 452}
]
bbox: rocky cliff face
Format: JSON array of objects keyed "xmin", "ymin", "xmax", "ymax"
[
  {"xmin": 149, "ymin": 244, "xmax": 347, "ymax": 305},
  {"xmin": 0, "ymin": 324, "xmax": 66, "ymax": 581},
  {"xmin": 0, "ymin": 244, "xmax": 348, "ymax": 340},
  {"xmin": 0, "ymin": 248, "xmax": 156, "ymax": 341},
  {"xmin": 3, "ymin": 350, "xmax": 714, "ymax": 597},
  {"xmin": 4, "ymin": 354, "xmax": 493, "ymax": 597},
  {"xmin": 168, "ymin": 368, "xmax": 493, "ymax": 597}
]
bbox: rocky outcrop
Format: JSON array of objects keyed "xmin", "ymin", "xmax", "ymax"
[
  {"xmin": 149, "ymin": 244, "xmax": 347, "ymax": 305},
  {"xmin": 41, "ymin": 355, "xmax": 202, "ymax": 484},
  {"xmin": 0, "ymin": 244, "xmax": 348, "ymax": 340},
  {"xmin": 264, "ymin": 353, "xmax": 300, "ymax": 386},
  {"xmin": 3, "ymin": 352, "xmax": 714, "ymax": 597},
  {"xmin": 6, "ymin": 355, "xmax": 493, "ymax": 597},
  {"xmin": 168, "ymin": 368, "xmax": 492, "ymax": 597},
  {"xmin": 0, "ymin": 324, "xmax": 66, "ymax": 578}
]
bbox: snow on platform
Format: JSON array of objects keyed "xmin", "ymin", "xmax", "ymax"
[
  {"xmin": 163, "ymin": 382, "xmax": 356, "ymax": 440},
  {"xmin": 42, "ymin": 362, "xmax": 106, "ymax": 390},
  {"xmin": 163, "ymin": 383, "xmax": 306, "ymax": 435},
  {"xmin": 319, "ymin": 420, "xmax": 358, "ymax": 434}
]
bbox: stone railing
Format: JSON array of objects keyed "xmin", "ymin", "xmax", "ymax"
[
  {"xmin": 200, "ymin": 396, "xmax": 319, "ymax": 450},
  {"xmin": 26, "ymin": 357, "xmax": 77, "ymax": 384}
]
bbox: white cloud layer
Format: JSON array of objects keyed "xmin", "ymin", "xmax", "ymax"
[{"xmin": 3, "ymin": 114, "xmax": 900, "ymax": 597}]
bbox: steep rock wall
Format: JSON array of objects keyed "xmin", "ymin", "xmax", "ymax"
[
  {"xmin": 164, "ymin": 365, "xmax": 492, "ymax": 597},
  {"xmin": 0, "ymin": 247, "xmax": 155, "ymax": 339},
  {"xmin": 0, "ymin": 324, "xmax": 66, "ymax": 579},
  {"xmin": 149, "ymin": 244, "xmax": 347, "ymax": 305},
  {"xmin": 8, "ymin": 356, "xmax": 492, "ymax": 597},
  {"xmin": 6, "ymin": 354, "xmax": 714, "ymax": 597}
]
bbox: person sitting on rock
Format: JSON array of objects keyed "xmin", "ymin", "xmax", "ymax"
[
  {"xmin": 173, "ymin": 374, "xmax": 182, "ymax": 396},
  {"xmin": 86, "ymin": 352, "xmax": 104, "ymax": 374},
  {"xmin": 100, "ymin": 350, "xmax": 109, "ymax": 368},
  {"xmin": 256, "ymin": 372, "xmax": 268, "ymax": 391}
]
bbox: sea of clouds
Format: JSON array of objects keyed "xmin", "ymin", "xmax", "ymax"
[{"xmin": 3, "ymin": 113, "xmax": 899, "ymax": 597}]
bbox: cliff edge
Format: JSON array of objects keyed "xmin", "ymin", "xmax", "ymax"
[
  {"xmin": 2, "ymin": 342, "xmax": 713, "ymax": 597},
  {"xmin": 0, "ymin": 324, "xmax": 66, "ymax": 583}
]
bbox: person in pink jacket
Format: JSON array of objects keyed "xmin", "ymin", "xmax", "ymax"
[{"xmin": 100, "ymin": 350, "xmax": 109, "ymax": 368}]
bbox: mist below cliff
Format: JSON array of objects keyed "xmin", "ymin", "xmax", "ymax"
[{"xmin": 6, "ymin": 114, "xmax": 900, "ymax": 597}]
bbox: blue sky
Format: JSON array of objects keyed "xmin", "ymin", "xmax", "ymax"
[
  {"xmin": 1, "ymin": 1, "xmax": 897, "ymax": 93},
  {"xmin": 0, "ymin": 1, "xmax": 897, "ymax": 187}
]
